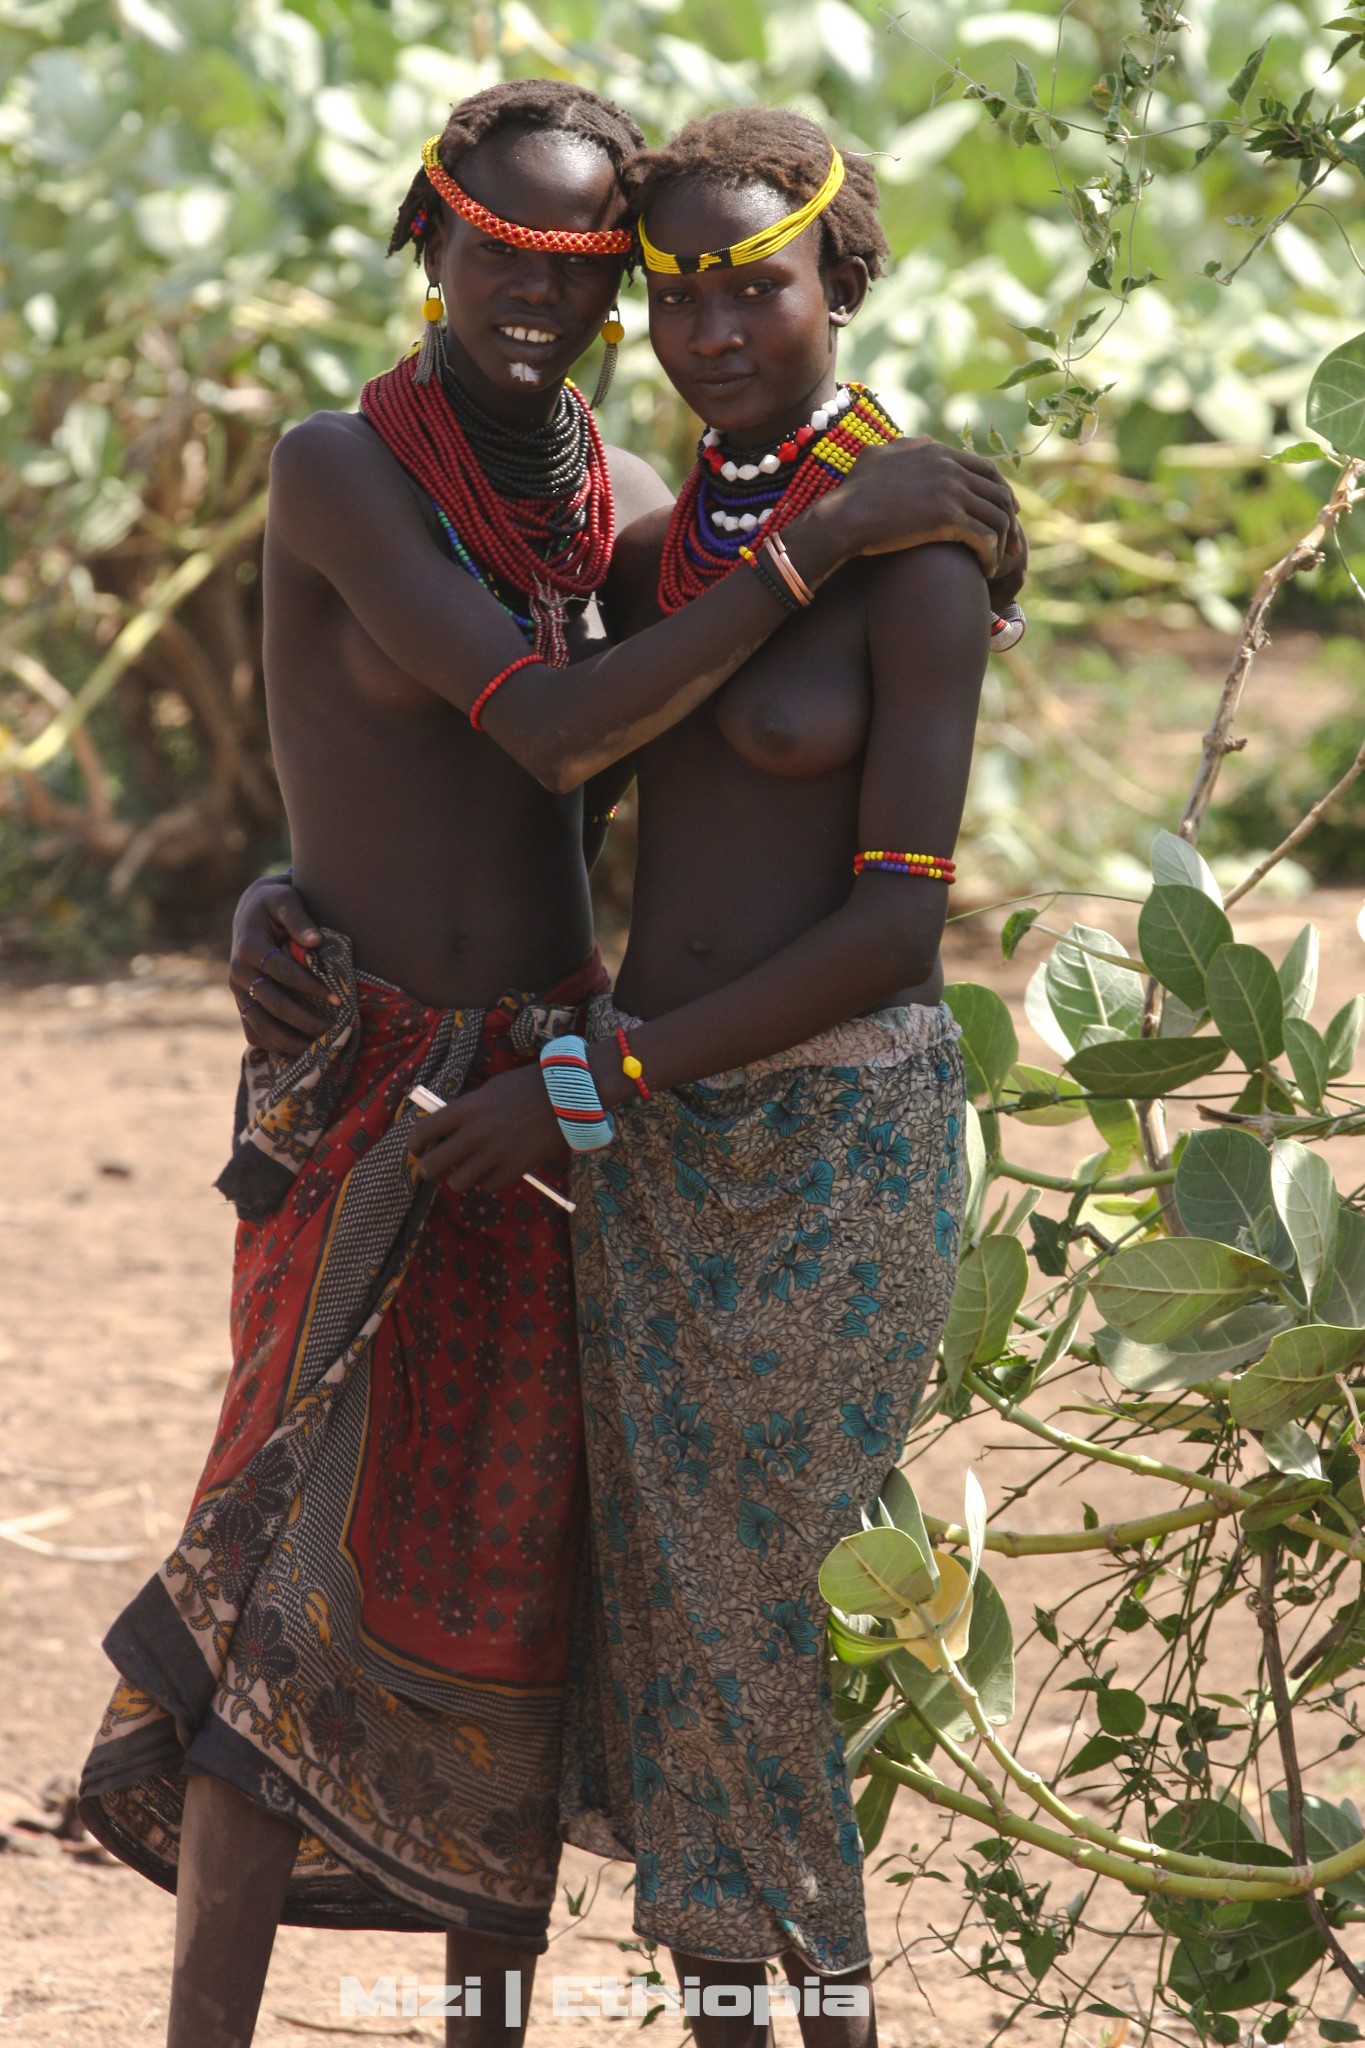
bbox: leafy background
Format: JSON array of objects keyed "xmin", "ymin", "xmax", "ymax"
[{"xmin": 1, "ymin": 0, "xmax": 1364, "ymax": 957}]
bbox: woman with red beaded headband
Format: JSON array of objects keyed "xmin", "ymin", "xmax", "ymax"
[
  {"xmin": 405, "ymin": 103, "xmax": 1016, "ymax": 2037},
  {"xmin": 81, "ymin": 72, "xmax": 1029, "ymax": 2048}
]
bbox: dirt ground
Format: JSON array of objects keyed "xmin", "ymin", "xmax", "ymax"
[{"xmin": 2, "ymin": 886, "xmax": 1363, "ymax": 2047}]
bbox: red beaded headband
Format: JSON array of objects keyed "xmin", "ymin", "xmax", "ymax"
[{"xmin": 420, "ymin": 138, "xmax": 634, "ymax": 257}]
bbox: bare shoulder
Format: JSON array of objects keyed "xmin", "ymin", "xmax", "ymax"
[
  {"xmin": 867, "ymin": 539, "xmax": 989, "ymax": 615},
  {"xmin": 603, "ymin": 442, "xmax": 674, "ymax": 527},
  {"xmin": 270, "ymin": 407, "xmax": 396, "ymax": 500}
]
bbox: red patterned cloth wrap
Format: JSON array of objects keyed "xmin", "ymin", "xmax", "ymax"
[{"xmin": 79, "ymin": 933, "xmax": 607, "ymax": 1942}]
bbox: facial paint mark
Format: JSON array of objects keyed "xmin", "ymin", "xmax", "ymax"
[{"xmin": 509, "ymin": 362, "xmax": 541, "ymax": 384}]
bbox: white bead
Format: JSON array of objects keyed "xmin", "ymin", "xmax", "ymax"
[
  {"xmin": 703, "ymin": 429, "xmax": 720, "ymax": 447},
  {"xmin": 739, "ymin": 513, "xmax": 758, "ymax": 531},
  {"xmin": 811, "ymin": 410, "xmax": 828, "ymax": 430},
  {"xmin": 758, "ymin": 505, "xmax": 773, "ymax": 521},
  {"xmin": 721, "ymin": 460, "xmax": 738, "ymax": 482},
  {"xmin": 759, "ymin": 453, "xmax": 781, "ymax": 474},
  {"xmin": 734, "ymin": 463, "xmax": 757, "ymax": 481}
]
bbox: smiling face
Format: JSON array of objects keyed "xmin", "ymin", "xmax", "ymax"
[
  {"xmin": 643, "ymin": 178, "xmax": 869, "ymax": 446},
  {"xmin": 423, "ymin": 125, "xmax": 627, "ymax": 420}
]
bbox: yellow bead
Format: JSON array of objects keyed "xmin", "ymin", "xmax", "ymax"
[
  {"xmin": 422, "ymin": 297, "xmax": 444, "ymax": 323},
  {"xmin": 601, "ymin": 319, "xmax": 626, "ymax": 346},
  {"xmin": 623, "ymin": 1054, "xmax": 643, "ymax": 1080}
]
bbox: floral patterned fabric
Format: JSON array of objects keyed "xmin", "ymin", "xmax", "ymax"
[
  {"xmin": 561, "ymin": 999, "xmax": 966, "ymax": 1969},
  {"xmin": 80, "ymin": 936, "xmax": 605, "ymax": 1944}
]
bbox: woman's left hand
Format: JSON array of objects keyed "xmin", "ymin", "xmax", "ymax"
[{"xmin": 407, "ymin": 1062, "xmax": 567, "ymax": 1192}]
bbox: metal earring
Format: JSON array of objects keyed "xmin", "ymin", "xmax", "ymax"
[
  {"xmin": 590, "ymin": 306, "xmax": 624, "ymax": 409},
  {"xmin": 414, "ymin": 282, "xmax": 447, "ymax": 386}
]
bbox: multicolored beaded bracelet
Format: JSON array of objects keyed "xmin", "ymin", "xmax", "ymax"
[
  {"xmin": 585, "ymin": 803, "xmax": 620, "ymax": 831},
  {"xmin": 614, "ymin": 1025, "xmax": 651, "ymax": 1102},
  {"xmin": 854, "ymin": 850, "xmax": 957, "ymax": 882},
  {"xmin": 470, "ymin": 653, "xmax": 539, "ymax": 731}
]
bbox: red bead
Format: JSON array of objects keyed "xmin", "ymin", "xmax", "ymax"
[
  {"xmin": 706, "ymin": 446, "xmax": 724, "ymax": 471},
  {"xmin": 778, "ymin": 440, "xmax": 799, "ymax": 463},
  {"xmin": 795, "ymin": 424, "xmax": 814, "ymax": 445}
]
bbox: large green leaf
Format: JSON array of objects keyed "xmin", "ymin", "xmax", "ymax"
[
  {"xmin": 1174, "ymin": 1128, "xmax": 1292, "ymax": 1266},
  {"xmin": 1167, "ymin": 1895, "xmax": 1323, "ymax": 2011},
  {"xmin": 1324, "ymin": 995, "xmax": 1365, "ymax": 1080},
  {"xmin": 1002, "ymin": 1061, "xmax": 1088, "ymax": 1125},
  {"xmin": 1151, "ymin": 827, "xmax": 1222, "ymax": 904},
  {"xmin": 854, "ymin": 1769, "xmax": 897, "ymax": 1852},
  {"xmin": 1097, "ymin": 1301, "xmax": 1293, "ymax": 1390},
  {"xmin": 1154, "ymin": 1814, "xmax": 1324, "ymax": 2005},
  {"xmin": 1228, "ymin": 1323, "xmax": 1365, "ymax": 1429},
  {"xmin": 1276, "ymin": 923, "xmax": 1319, "ymax": 1023},
  {"xmin": 829, "ymin": 1611, "xmax": 904, "ymax": 1668},
  {"xmin": 1092, "ymin": 1238, "xmax": 1281, "ymax": 1343},
  {"xmin": 1283, "ymin": 1017, "xmax": 1329, "ymax": 1111},
  {"xmin": 819, "ymin": 1524, "xmax": 938, "ymax": 1618},
  {"xmin": 1043, "ymin": 925, "xmax": 1144, "ymax": 1050},
  {"xmin": 1205, "ymin": 943, "xmax": 1286, "ymax": 1067},
  {"xmin": 941, "ymin": 1234, "xmax": 1030, "ymax": 1387},
  {"xmin": 1137, "ymin": 883, "xmax": 1233, "ymax": 1009},
  {"xmin": 885, "ymin": 1568, "xmax": 1014, "ymax": 1741},
  {"xmin": 1066, "ymin": 1035, "xmax": 1228, "ymax": 1098},
  {"xmin": 1321, "ymin": 1207, "xmax": 1365, "ymax": 1328},
  {"xmin": 877, "ymin": 1467, "xmax": 937, "ymax": 1588},
  {"xmin": 1024, "ymin": 962, "xmax": 1073, "ymax": 1060},
  {"xmin": 944, "ymin": 982, "xmax": 1018, "ymax": 1101},
  {"xmin": 1270, "ymin": 1140, "xmax": 1339, "ymax": 1302},
  {"xmin": 1307, "ymin": 330, "xmax": 1365, "ymax": 459},
  {"xmin": 1268, "ymin": 1791, "xmax": 1365, "ymax": 1902}
]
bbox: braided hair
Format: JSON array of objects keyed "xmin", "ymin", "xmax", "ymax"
[
  {"xmin": 390, "ymin": 78, "xmax": 646, "ymax": 259},
  {"xmin": 621, "ymin": 106, "xmax": 890, "ymax": 279}
]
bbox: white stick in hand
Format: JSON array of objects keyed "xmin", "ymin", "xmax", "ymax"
[{"xmin": 407, "ymin": 1085, "xmax": 576, "ymax": 1214}]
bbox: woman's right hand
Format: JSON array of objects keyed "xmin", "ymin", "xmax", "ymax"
[
  {"xmin": 227, "ymin": 877, "xmax": 336, "ymax": 1056},
  {"xmin": 838, "ymin": 437, "xmax": 1020, "ymax": 576}
]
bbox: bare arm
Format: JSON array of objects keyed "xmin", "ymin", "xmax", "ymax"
[
  {"xmin": 408, "ymin": 543, "xmax": 989, "ymax": 1190},
  {"xmin": 269, "ymin": 416, "xmax": 1015, "ymax": 794}
]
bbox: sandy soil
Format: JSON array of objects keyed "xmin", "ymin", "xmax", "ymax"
[{"xmin": 2, "ymin": 888, "xmax": 1363, "ymax": 2047}]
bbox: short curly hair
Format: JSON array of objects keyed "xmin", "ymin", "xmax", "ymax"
[
  {"xmin": 389, "ymin": 78, "xmax": 646, "ymax": 259},
  {"xmin": 621, "ymin": 106, "xmax": 889, "ymax": 279}
]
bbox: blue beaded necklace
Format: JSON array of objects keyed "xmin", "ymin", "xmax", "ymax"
[{"xmin": 429, "ymin": 498, "xmax": 535, "ymax": 642}]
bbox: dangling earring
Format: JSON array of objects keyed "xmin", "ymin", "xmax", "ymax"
[
  {"xmin": 414, "ymin": 282, "xmax": 447, "ymax": 386},
  {"xmin": 590, "ymin": 306, "xmax": 624, "ymax": 409}
]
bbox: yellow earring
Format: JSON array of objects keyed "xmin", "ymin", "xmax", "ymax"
[
  {"xmin": 414, "ymin": 283, "xmax": 446, "ymax": 385},
  {"xmin": 590, "ymin": 306, "xmax": 623, "ymax": 409}
]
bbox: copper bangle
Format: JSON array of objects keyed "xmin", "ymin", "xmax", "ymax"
[{"xmin": 763, "ymin": 533, "xmax": 813, "ymax": 608}]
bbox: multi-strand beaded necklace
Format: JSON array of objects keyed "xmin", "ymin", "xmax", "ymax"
[
  {"xmin": 656, "ymin": 382, "xmax": 898, "ymax": 613},
  {"xmin": 360, "ymin": 357, "xmax": 615, "ymax": 666}
]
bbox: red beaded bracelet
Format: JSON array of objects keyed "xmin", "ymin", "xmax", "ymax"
[
  {"xmin": 615, "ymin": 1025, "xmax": 651, "ymax": 1101},
  {"xmin": 470, "ymin": 653, "xmax": 539, "ymax": 731}
]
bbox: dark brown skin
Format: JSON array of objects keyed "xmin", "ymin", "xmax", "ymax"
[
  {"xmin": 403, "ymin": 177, "xmax": 988, "ymax": 2042},
  {"xmin": 220, "ymin": 143, "xmax": 1017, "ymax": 2048},
  {"xmin": 405, "ymin": 181, "xmax": 986, "ymax": 1187}
]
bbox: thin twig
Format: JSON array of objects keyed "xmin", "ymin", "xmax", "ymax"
[
  {"xmin": 1224, "ymin": 732, "xmax": 1365, "ymax": 909},
  {"xmin": 1257, "ymin": 1542, "xmax": 1365, "ymax": 1997}
]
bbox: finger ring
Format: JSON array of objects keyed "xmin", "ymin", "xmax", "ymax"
[
  {"xmin": 260, "ymin": 945, "xmax": 284, "ymax": 970},
  {"xmin": 238, "ymin": 997, "xmax": 257, "ymax": 1017},
  {"xmin": 249, "ymin": 973, "xmax": 267, "ymax": 996}
]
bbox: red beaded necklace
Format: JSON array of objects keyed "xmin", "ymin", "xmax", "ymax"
[
  {"xmin": 360, "ymin": 357, "xmax": 616, "ymax": 666},
  {"xmin": 656, "ymin": 382, "xmax": 899, "ymax": 614}
]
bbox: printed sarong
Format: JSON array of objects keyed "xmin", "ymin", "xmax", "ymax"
[
  {"xmin": 80, "ymin": 934, "xmax": 606, "ymax": 1943},
  {"xmin": 561, "ymin": 999, "xmax": 966, "ymax": 1969}
]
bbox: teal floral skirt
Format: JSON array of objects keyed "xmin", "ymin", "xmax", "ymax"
[{"xmin": 561, "ymin": 1000, "xmax": 966, "ymax": 1969}]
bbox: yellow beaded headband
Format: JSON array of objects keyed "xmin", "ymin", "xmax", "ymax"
[{"xmin": 638, "ymin": 148, "xmax": 846, "ymax": 275}]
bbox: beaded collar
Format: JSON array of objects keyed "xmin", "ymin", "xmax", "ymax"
[{"xmin": 657, "ymin": 384, "xmax": 897, "ymax": 612}]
